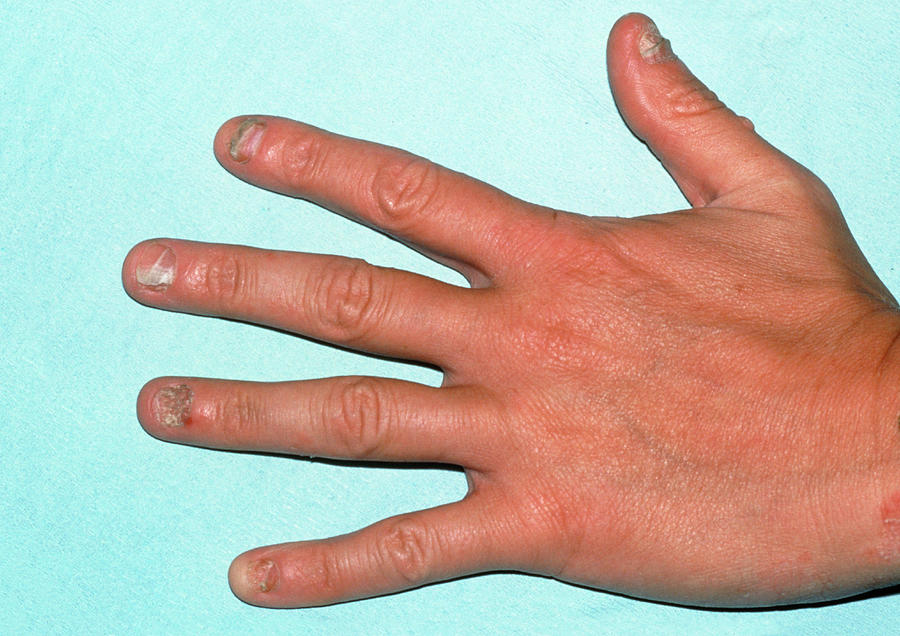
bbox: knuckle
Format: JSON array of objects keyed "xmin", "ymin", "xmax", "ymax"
[
  {"xmin": 537, "ymin": 219, "xmax": 635, "ymax": 287},
  {"xmin": 305, "ymin": 548, "xmax": 348, "ymax": 599},
  {"xmin": 184, "ymin": 252, "xmax": 251, "ymax": 303},
  {"xmin": 374, "ymin": 518, "xmax": 433, "ymax": 585},
  {"xmin": 500, "ymin": 488, "xmax": 587, "ymax": 576},
  {"xmin": 313, "ymin": 258, "xmax": 382, "ymax": 341},
  {"xmin": 326, "ymin": 378, "xmax": 393, "ymax": 458},
  {"xmin": 370, "ymin": 155, "xmax": 441, "ymax": 229},
  {"xmin": 661, "ymin": 77, "xmax": 727, "ymax": 122},
  {"xmin": 277, "ymin": 130, "xmax": 328, "ymax": 188},
  {"xmin": 215, "ymin": 390, "xmax": 264, "ymax": 437}
]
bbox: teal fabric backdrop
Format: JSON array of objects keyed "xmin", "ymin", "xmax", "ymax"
[{"xmin": 2, "ymin": 1, "xmax": 898, "ymax": 633}]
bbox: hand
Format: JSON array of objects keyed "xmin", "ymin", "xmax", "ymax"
[{"xmin": 123, "ymin": 13, "xmax": 900, "ymax": 607}]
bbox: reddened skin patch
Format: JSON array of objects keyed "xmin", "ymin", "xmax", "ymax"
[{"xmin": 878, "ymin": 490, "xmax": 900, "ymax": 560}]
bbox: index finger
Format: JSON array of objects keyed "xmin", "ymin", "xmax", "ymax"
[{"xmin": 214, "ymin": 116, "xmax": 544, "ymax": 283}]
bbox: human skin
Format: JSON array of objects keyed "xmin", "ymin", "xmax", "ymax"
[{"xmin": 122, "ymin": 14, "xmax": 900, "ymax": 607}]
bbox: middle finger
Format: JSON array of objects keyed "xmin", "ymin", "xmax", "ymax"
[{"xmin": 123, "ymin": 238, "xmax": 477, "ymax": 365}]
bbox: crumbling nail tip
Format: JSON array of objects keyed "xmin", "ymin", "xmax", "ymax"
[
  {"xmin": 639, "ymin": 20, "xmax": 676, "ymax": 64},
  {"xmin": 249, "ymin": 559, "xmax": 278, "ymax": 593},
  {"xmin": 154, "ymin": 384, "xmax": 193, "ymax": 427}
]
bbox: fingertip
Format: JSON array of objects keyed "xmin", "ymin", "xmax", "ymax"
[
  {"xmin": 610, "ymin": 12, "xmax": 653, "ymax": 39},
  {"xmin": 136, "ymin": 377, "xmax": 195, "ymax": 436},
  {"xmin": 214, "ymin": 115, "xmax": 268, "ymax": 167},
  {"xmin": 229, "ymin": 550, "xmax": 283, "ymax": 607},
  {"xmin": 606, "ymin": 13, "xmax": 637, "ymax": 70},
  {"xmin": 228, "ymin": 553, "xmax": 258, "ymax": 606},
  {"xmin": 122, "ymin": 239, "xmax": 178, "ymax": 301},
  {"xmin": 606, "ymin": 13, "xmax": 681, "ymax": 139},
  {"xmin": 213, "ymin": 116, "xmax": 244, "ymax": 162},
  {"xmin": 122, "ymin": 239, "xmax": 150, "ymax": 295},
  {"xmin": 227, "ymin": 555, "xmax": 247, "ymax": 601},
  {"xmin": 135, "ymin": 378, "xmax": 157, "ymax": 427},
  {"xmin": 135, "ymin": 378, "xmax": 161, "ymax": 435},
  {"xmin": 607, "ymin": 13, "xmax": 668, "ymax": 68}
]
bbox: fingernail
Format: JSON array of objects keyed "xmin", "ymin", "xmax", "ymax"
[
  {"xmin": 229, "ymin": 118, "xmax": 266, "ymax": 163},
  {"xmin": 135, "ymin": 243, "xmax": 176, "ymax": 290},
  {"xmin": 153, "ymin": 384, "xmax": 193, "ymax": 428},
  {"xmin": 639, "ymin": 19, "xmax": 676, "ymax": 63},
  {"xmin": 248, "ymin": 559, "xmax": 278, "ymax": 593}
]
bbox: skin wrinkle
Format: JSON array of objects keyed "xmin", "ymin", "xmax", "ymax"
[
  {"xmin": 877, "ymin": 325, "xmax": 900, "ymax": 375},
  {"xmin": 127, "ymin": 13, "xmax": 900, "ymax": 608}
]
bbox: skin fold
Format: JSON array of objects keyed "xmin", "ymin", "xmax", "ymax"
[{"xmin": 122, "ymin": 13, "xmax": 900, "ymax": 607}]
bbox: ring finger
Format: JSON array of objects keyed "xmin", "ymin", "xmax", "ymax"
[{"xmin": 137, "ymin": 376, "xmax": 495, "ymax": 467}]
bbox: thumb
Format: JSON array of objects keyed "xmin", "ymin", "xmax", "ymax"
[{"xmin": 606, "ymin": 13, "xmax": 821, "ymax": 210}]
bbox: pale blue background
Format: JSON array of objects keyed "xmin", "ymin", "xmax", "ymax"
[{"xmin": 2, "ymin": 1, "xmax": 899, "ymax": 634}]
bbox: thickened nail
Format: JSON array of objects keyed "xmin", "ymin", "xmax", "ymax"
[
  {"xmin": 639, "ymin": 20, "xmax": 676, "ymax": 63},
  {"xmin": 135, "ymin": 243, "xmax": 176, "ymax": 290},
  {"xmin": 153, "ymin": 384, "xmax": 193, "ymax": 427},
  {"xmin": 248, "ymin": 559, "xmax": 278, "ymax": 593},
  {"xmin": 229, "ymin": 118, "xmax": 265, "ymax": 162}
]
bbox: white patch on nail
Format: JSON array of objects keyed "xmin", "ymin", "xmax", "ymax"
[{"xmin": 136, "ymin": 248, "xmax": 175, "ymax": 288}]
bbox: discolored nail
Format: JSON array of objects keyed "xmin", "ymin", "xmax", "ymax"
[
  {"xmin": 229, "ymin": 118, "xmax": 266, "ymax": 163},
  {"xmin": 135, "ymin": 243, "xmax": 176, "ymax": 290},
  {"xmin": 639, "ymin": 19, "xmax": 676, "ymax": 64},
  {"xmin": 153, "ymin": 384, "xmax": 193, "ymax": 428},
  {"xmin": 248, "ymin": 559, "xmax": 278, "ymax": 593}
]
